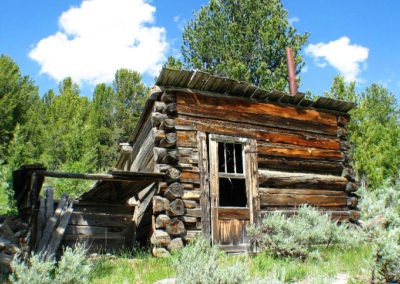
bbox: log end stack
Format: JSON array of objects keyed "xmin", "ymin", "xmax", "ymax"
[{"xmin": 0, "ymin": 216, "xmax": 29, "ymax": 273}]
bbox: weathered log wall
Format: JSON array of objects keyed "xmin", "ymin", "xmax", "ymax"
[
  {"xmin": 60, "ymin": 201, "xmax": 135, "ymax": 252},
  {"xmin": 175, "ymin": 91, "xmax": 358, "ymax": 222},
  {"xmin": 143, "ymin": 88, "xmax": 358, "ymax": 254}
]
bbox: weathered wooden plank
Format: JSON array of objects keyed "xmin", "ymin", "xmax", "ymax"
[
  {"xmin": 176, "ymin": 92, "xmax": 338, "ymax": 127},
  {"xmin": 180, "ymin": 171, "xmax": 200, "ymax": 183},
  {"xmin": 182, "ymin": 190, "xmax": 201, "ymax": 200},
  {"xmin": 46, "ymin": 201, "xmax": 73, "ymax": 257},
  {"xmin": 73, "ymin": 204, "xmax": 133, "ymax": 215},
  {"xmin": 260, "ymin": 194, "xmax": 348, "ymax": 207},
  {"xmin": 258, "ymin": 157, "xmax": 343, "ymax": 175},
  {"xmin": 259, "ymin": 188, "xmax": 347, "ymax": 196},
  {"xmin": 69, "ymin": 212, "xmax": 133, "ymax": 227},
  {"xmin": 198, "ymin": 131, "xmax": 211, "ymax": 236},
  {"xmin": 183, "ymin": 200, "xmax": 198, "ymax": 209},
  {"xmin": 64, "ymin": 224, "xmax": 131, "ymax": 237},
  {"xmin": 218, "ymin": 208, "xmax": 250, "ymax": 220},
  {"xmin": 258, "ymin": 143, "xmax": 344, "ymax": 161},
  {"xmin": 185, "ymin": 208, "xmax": 202, "ymax": 218},
  {"xmin": 176, "ymin": 115, "xmax": 339, "ymax": 150},
  {"xmin": 37, "ymin": 194, "xmax": 68, "ymax": 252},
  {"xmin": 36, "ymin": 196, "xmax": 45, "ymax": 245},
  {"xmin": 258, "ymin": 170, "xmax": 347, "ymax": 190},
  {"xmin": 176, "ymin": 131, "xmax": 198, "ymax": 148}
]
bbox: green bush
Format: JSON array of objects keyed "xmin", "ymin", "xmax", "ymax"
[
  {"xmin": 247, "ymin": 205, "xmax": 364, "ymax": 260},
  {"xmin": 172, "ymin": 237, "xmax": 248, "ymax": 284},
  {"xmin": 359, "ymin": 184, "xmax": 400, "ymax": 282},
  {"xmin": 373, "ymin": 228, "xmax": 400, "ymax": 283},
  {"xmin": 9, "ymin": 243, "xmax": 93, "ymax": 284}
]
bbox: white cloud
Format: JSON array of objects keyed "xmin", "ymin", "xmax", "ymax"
[
  {"xmin": 29, "ymin": 0, "xmax": 168, "ymax": 85},
  {"xmin": 305, "ymin": 36, "xmax": 369, "ymax": 82},
  {"xmin": 289, "ymin": 17, "xmax": 299, "ymax": 25}
]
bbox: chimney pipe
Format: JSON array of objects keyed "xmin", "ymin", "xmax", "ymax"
[{"xmin": 286, "ymin": 47, "xmax": 298, "ymax": 95}]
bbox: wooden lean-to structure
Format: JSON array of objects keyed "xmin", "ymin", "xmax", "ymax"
[{"xmin": 13, "ymin": 68, "xmax": 359, "ymax": 255}]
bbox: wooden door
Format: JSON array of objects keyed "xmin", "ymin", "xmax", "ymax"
[{"xmin": 208, "ymin": 134, "xmax": 257, "ymax": 252}]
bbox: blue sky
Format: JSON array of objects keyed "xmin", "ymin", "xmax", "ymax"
[{"xmin": 1, "ymin": 0, "xmax": 399, "ymax": 101}]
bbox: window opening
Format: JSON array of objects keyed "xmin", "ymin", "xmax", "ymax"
[{"xmin": 216, "ymin": 141, "xmax": 247, "ymax": 207}]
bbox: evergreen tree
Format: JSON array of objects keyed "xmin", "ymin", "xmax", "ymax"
[
  {"xmin": 326, "ymin": 76, "xmax": 400, "ymax": 188},
  {"xmin": 113, "ymin": 69, "xmax": 148, "ymax": 143},
  {"xmin": 180, "ymin": 0, "xmax": 309, "ymax": 91}
]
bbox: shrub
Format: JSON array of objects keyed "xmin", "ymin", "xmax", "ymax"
[
  {"xmin": 247, "ymin": 205, "xmax": 364, "ymax": 260},
  {"xmin": 172, "ymin": 237, "xmax": 248, "ymax": 284},
  {"xmin": 359, "ymin": 184, "xmax": 400, "ymax": 282},
  {"xmin": 9, "ymin": 243, "xmax": 92, "ymax": 284},
  {"xmin": 372, "ymin": 228, "xmax": 400, "ymax": 283}
]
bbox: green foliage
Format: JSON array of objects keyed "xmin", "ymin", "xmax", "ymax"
[
  {"xmin": 326, "ymin": 76, "xmax": 400, "ymax": 188},
  {"xmin": 358, "ymin": 183, "xmax": 400, "ymax": 282},
  {"xmin": 163, "ymin": 56, "xmax": 184, "ymax": 70},
  {"xmin": 113, "ymin": 69, "xmax": 148, "ymax": 143},
  {"xmin": 373, "ymin": 228, "xmax": 400, "ymax": 283},
  {"xmin": 248, "ymin": 205, "xmax": 364, "ymax": 260},
  {"xmin": 172, "ymin": 237, "xmax": 249, "ymax": 284},
  {"xmin": 181, "ymin": 0, "xmax": 309, "ymax": 91},
  {"xmin": 9, "ymin": 244, "xmax": 92, "ymax": 284},
  {"xmin": 0, "ymin": 54, "xmax": 40, "ymax": 151}
]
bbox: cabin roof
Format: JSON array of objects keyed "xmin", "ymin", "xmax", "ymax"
[
  {"xmin": 156, "ymin": 68, "xmax": 355, "ymax": 113},
  {"xmin": 128, "ymin": 68, "xmax": 355, "ymax": 144}
]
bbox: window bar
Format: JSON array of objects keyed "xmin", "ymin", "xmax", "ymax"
[
  {"xmin": 233, "ymin": 144, "xmax": 237, "ymax": 174},
  {"xmin": 224, "ymin": 142, "xmax": 227, "ymax": 173}
]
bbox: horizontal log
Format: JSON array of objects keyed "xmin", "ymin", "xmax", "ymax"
[
  {"xmin": 176, "ymin": 92, "xmax": 338, "ymax": 127},
  {"xmin": 69, "ymin": 212, "xmax": 133, "ymax": 227},
  {"xmin": 347, "ymin": 197, "xmax": 358, "ymax": 208},
  {"xmin": 342, "ymin": 168, "xmax": 356, "ymax": 182},
  {"xmin": 260, "ymin": 194, "xmax": 348, "ymax": 208},
  {"xmin": 258, "ymin": 143, "xmax": 343, "ymax": 161},
  {"xmin": 185, "ymin": 208, "xmax": 202, "ymax": 218},
  {"xmin": 73, "ymin": 204, "xmax": 133, "ymax": 215},
  {"xmin": 150, "ymin": 230, "xmax": 171, "ymax": 246},
  {"xmin": 164, "ymin": 182, "xmax": 184, "ymax": 200},
  {"xmin": 154, "ymin": 101, "xmax": 166, "ymax": 113},
  {"xmin": 180, "ymin": 171, "xmax": 200, "ymax": 183},
  {"xmin": 161, "ymin": 92, "xmax": 176, "ymax": 103},
  {"xmin": 163, "ymin": 103, "xmax": 177, "ymax": 116},
  {"xmin": 166, "ymin": 199, "xmax": 185, "ymax": 217},
  {"xmin": 155, "ymin": 214, "xmax": 170, "ymax": 229},
  {"xmin": 152, "ymin": 112, "xmax": 168, "ymax": 127},
  {"xmin": 182, "ymin": 216, "xmax": 197, "ymax": 224},
  {"xmin": 154, "ymin": 148, "xmax": 179, "ymax": 164},
  {"xmin": 166, "ymin": 218, "xmax": 186, "ymax": 237},
  {"xmin": 64, "ymin": 225, "xmax": 132, "ymax": 238},
  {"xmin": 337, "ymin": 127, "xmax": 348, "ymax": 138},
  {"xmin": 258, "ymin": 170, "xmax": 347, "ymax": 190},
  {"xmin": 153, "ymin": 196, "xmax": 170, "ymax": 214},
  {"xmin": 258, "ymin": 157, "xmax": 343, "ymax": 175},
  {"xmin": 160, "ymin": 132, "xmax": 177, "ymax": 148},
  {"xmin": 182, "ymin": 190, "xmax": 201, "ymax": 200},
  {"xmin": 176, "ymin": 131, "xmax": 198, "ymax": 148},
  {"xmin": 176, "ymin": 115, "xmax": 339, "ymax": 150},
  {"xmin": 183, "ymin": 200, "xmax": 198, "ymax": 209},
  {"xmin": 345, "ymin": 182, "xmax": 358, "ymax": 193},
  {"xmin": 218, "ymin": 208, "xmax": 250, "ymax": 220},
  {"xmin": 160, "ymin": 118, "xmax": 176, "ymax": 131},
  {"xmin": 259, "ymin": 188, "xmax": 347, "ymax": 196}
]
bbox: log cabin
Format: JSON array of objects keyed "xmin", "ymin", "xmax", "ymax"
[{"xmin": 13, "ymin": 68, "xmax": 359, "ymax": 255}]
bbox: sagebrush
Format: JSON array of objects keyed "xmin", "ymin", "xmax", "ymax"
[
  {"xmin": 9, "ymin": 243, "xmax": 93, "ymax": 284},
  {"xmin": 247, "ymin": 205, "xmax": 364, "ymax": 260}
]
